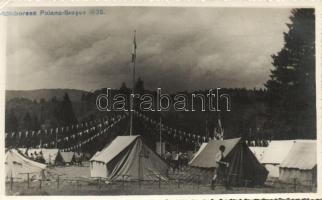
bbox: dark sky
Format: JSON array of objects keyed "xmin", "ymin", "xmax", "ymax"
[{"xmin": 6, "ymin": 7, "xmax": 291, "ymax": 92}]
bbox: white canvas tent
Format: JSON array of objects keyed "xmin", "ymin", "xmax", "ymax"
[
  {"xmin": 279, "ymin": 141, "xmax": 317, "ymax": 186},
  {"xmin": 60, "ymin": 152, "xmax": 75, "ymax": 164},
  {"xmin": 261, "ymin": 140, "xmax": 315, "ymax": 178},
  {"xmin": 261, "ymin": 140, "xmax": 298, "ymax": 178},
  {"xmin": 41, "ymin": 149, "xmax": 64, "ymax": 165},
  {"xmin": 90, "ymin": 135, "xmax": 168, "ymax": 181},
  {"xmin": 5, "ymin": 149, "xmax": 46, "ymax": 182},
  {"xmin": 189, "ymin": 143, "xmax": 207, "ymax": 164},
  {"xmin": 249, "ymin": 147, "xmax": 267, "ymax": 163},
  {"xmin": 90, "ymin": 151, "xmax": 100, "ymax": 161}
]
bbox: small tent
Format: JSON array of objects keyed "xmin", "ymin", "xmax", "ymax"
[
  {"xmin": 189, "ymin": 138, "xmax": 268, "ymax": 186},
  {"xmin": 279, "ymin": 141, "xmax": 317, "ymax": 186},
  {"xmin": 41, "ymin": 149, "xmax": 64, "ymax": 165},
  {"xmin": 60, "ymin": 152, "xmax": 75, "ymax": 165},
  {"xmin": 90, "ymin": 135, "xmax": 168, "ymax": 181},
  {"xmin": 5, "ymin": 149, "xmax": 46, "ymax": 182}
]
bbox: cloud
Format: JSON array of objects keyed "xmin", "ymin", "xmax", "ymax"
[{"xmin": 6, "ymin": 7, "xmax": 291, "ymax": 92}]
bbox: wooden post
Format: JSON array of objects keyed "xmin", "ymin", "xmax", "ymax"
[
  {"xmin": 57, "ymin": 175, "xmax": 60, "ymax": 189},
  {"xmin": 293, "ymin": 178, "xmax": 297, "ymax": 191},
  {"xmin": 158, "ymin": 175, "xmax": 161, "ymax": 189},
  {"xmin": 122, "ymin": 175, "xmax": 125, "ymax": 191},
  {"xmin": 10, "ymin": 174, "xmax": 13, "ymax": 191},
  {"xmin": 177, "ymin": 178, "xmax": 180, "ymax": 189},
  {"xmin": 27, "ymin": 173, "xmax": 30, "ymax": 188},
  {"xmin": 197, "ymin": 175, "xmax": 200, "ymax": 191},
  {"xmin": 310, "ymin": 180, "xmax": 313, "ymax": 191},
  {"xmin": 39, "ymin": 179, "xmax": 42, "ymax": 189},
  {"xmin": 192, "ymin": 175, "xmax": 195, "ymax": 189},
  {"xmin": 99, "ymin": 178, "xmax": 101, "ymax": 189},
  {"xmin": 138, "ymin": 154, "xmax": 142, "ymax": 188}
]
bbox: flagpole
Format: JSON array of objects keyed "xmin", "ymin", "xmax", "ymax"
[
  {"xmin": 205, "ymin": 117, "xmax": 208, "ymax": 139},
  {"xmin": 130, "ymin": 30, "xmax": 136, "ymax": 136},
  {"xmin": 218, "ymin": 112, "xmax": 224, "ymax": 140}
]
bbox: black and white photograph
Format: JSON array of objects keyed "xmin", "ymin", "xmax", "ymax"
[{"xmin": 1, "ymin": 3, "xmax": 320, "ymax": 197}]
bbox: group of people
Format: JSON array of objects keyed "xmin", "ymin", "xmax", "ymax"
[
  {"xmin": 16, "ymin": 148, "xmax": 87, "ymax": 166},
  {"xmin": 246, "ymin": 139, "xmax": 270, "ymax": 147},
  {"xmin": 17, "ymin": 149, "xmax": 46, "ymax": 164},
  {"xmin": 73, "ymin": 152, "xmax": 84, "ymax": 166},
  {"xmin": 161, "ymin": 145, "xmax": 231, "ymax": 190},
  {"xmin": 162, "ymin": 151, "xmax": 189, "ymax": 173}
]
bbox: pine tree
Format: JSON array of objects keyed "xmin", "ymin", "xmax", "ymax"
[
  {"xmin": 265, "ymin": 9, "xmax": 315, "ymax": 139},
  {"xmin": 32, "ymin": 114, "xmax": 39, "ymax": 130},
  {"xmin": 22, "ymin": 111, "xmax": 32, "ymax": 130},
  {"xmin": 58, "ymin": 93, "xmax": 78, "ymax": 126},
  {"xmin": 120, "ymin": 82, "xmax": 128, "ymax": 91},
  {"xmin": 135, "ymin": 77, "xmax": 145, "ymax": 93},
  {"xmin": 5, "ymin": 109, "xmax": 18, "ymax": 132}
]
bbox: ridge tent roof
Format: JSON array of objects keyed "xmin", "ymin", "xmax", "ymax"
[
  {"xmin": 261, "ymin": 140, "xmax": 315, "ymax": 164},
  {"xmin": 90, "ymin": 135, "xmax": 139, "ymax": 163},
  {"xmin": 189, "ymin": 138, "xmax": 241, "ymax": 168},
  {"xmin": 280, "ymin": 141, "xmax": 316, "ymax": 170}
]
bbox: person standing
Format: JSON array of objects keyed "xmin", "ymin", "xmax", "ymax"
[{"xmin": 211, "ymin": 145, "xmax": 229, "ymax": 190}]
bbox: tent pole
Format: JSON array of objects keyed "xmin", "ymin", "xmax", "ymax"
[{"xmin": 138, "ymin": 153, "xmax": 141, "ymax": 186}]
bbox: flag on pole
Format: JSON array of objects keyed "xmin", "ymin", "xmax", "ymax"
[
  {"xmin": 214, "ymin": 117, "xmax": 224, "ymax": 140},
  {"xmin": 131, "ymin": 31, "xmax": 137, "ymax": 62}
]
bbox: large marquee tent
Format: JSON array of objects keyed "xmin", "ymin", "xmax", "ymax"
[
  {"xmin": 279, "ymin": 141, "xmax": 317, "ymax": 186},
  {"xmin": 261, "ymin": 140, "xmax": 315, "ymax": 178},
  {"xmin": 90, "ymin": 135, "xmax": 169, "ymax": 181},
  {"xmin": 5, "ymin": 149, "xmax": 46, "ymax": 182}
]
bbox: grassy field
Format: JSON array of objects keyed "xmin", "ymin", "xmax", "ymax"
[{"xmin": 6, "ymin": 164, "xmax": 316, "ymax": 195}]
